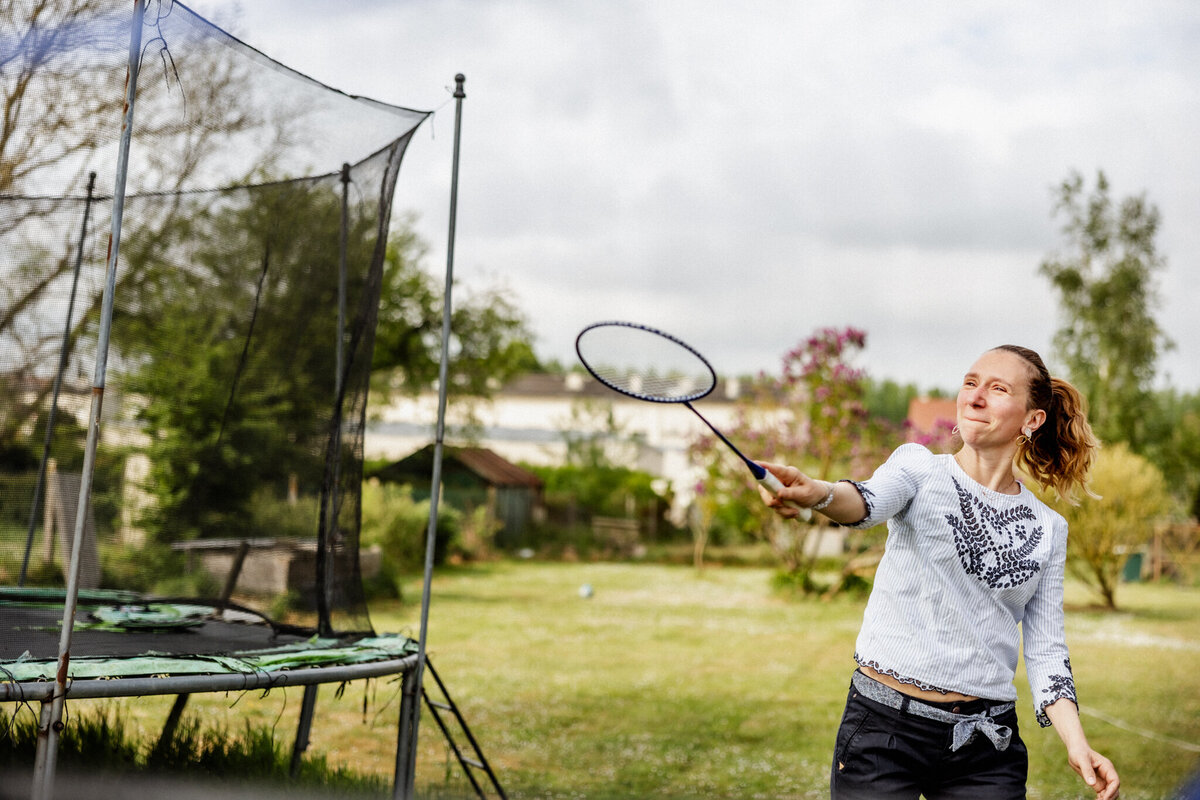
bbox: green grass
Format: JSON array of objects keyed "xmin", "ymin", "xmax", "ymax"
[
  {"xmin": 24, "ymin": 562, "xmax": 1200, "ymax": 799},
  {"xmin": 0, "ymin": 703, "xmax": 388, "ymax": 796}
]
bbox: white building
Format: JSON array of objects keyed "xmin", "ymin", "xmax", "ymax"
[{"xmin": 366, "ymin": 372, "xmax": 748, "ymax": 520}]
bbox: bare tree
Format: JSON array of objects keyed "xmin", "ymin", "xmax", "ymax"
[
  {"xmin": 1, "ymin": 0, "xmax": 121, "ymax": 198},
  {"xmin": 1, "ymin": 0, "xmax": 270, "ymax": 444}
]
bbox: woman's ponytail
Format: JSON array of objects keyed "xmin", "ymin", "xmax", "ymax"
[{"xmin": 994, "ymin": 345, "xmax": 1099, "ymax": 502}]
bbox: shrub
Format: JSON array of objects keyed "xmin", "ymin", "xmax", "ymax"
[
  {"xmin": 100, "ymin": 541, "xmax": 220, "ymax": 597},
  {"xmin": 247, "ymin": 487, "xmax": 320, "ymax": 539},
  {"xmin": 360, "ymin": 481, "xmax": 460, "ymax": 576},
  {"xmin": 1038, "ymin": 443, "xmax": 1174, "ymax": 609}
]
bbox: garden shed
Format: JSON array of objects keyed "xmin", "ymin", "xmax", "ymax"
[{"xmin": 371, "ymin": 445, "xmax": 543, "ymax": 547}]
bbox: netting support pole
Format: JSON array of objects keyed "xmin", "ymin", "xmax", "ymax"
[
  {"xmin": 19, "ymin": 171, "xmax": 97, "ymax": 586},
  {"xmin": 396, "ymin": 72, "xmax": 466, "ymax": 800},
  {"xmin": 337, "ymin": 162, "xmax": 350, "ymax": 394},
  {"xmin": 30, "ymin": 3, "xmax": 146, "ymax": 799},
  {"xmin": 317, "ymin": 163, "xmax": 352, "ymax": 637}
]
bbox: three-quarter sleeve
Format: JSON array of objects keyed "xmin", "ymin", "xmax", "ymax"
[
  {"xmin": 845, "ymin": 443, "xmax": 930, "ymax": 529},
  {"xmin": 1020, "ymin": 516, "xmax": 1077, "ymax": 727}
]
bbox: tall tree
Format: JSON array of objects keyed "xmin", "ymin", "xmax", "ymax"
[
  {"xmin": 1039, "ymin": 170, "xmax": 1171, "ymax": 449},
  {"xmin": 1, "ymin": 0, "xmax": 265, "ymax": 448},
  {"xmin": 1, "ymin": 0, "xmax": 116, "ymax": 198},
  {"xmin": 1142, "ymin": 387, "xmax": 1200, "ymax": 517},
  {"xmin": 119, "ymin": 181, "xmax": 343, "ymax": 538},
  {"xmin": 370, "ymin": 213, "xmax": 540, "ymax": 402}
]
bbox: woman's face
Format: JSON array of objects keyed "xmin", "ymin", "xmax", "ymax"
[{"xmin": 956, "ymin": 349, "xmax": 1043, "ymax": 449}]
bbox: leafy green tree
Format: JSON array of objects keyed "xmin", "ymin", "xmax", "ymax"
[
  {"xmin": 558, "ymin": 395, "xmax": 643, "ymax": 470},
  {"xmin": 118, "ymin": 182, "xmax": 541, "ymax": 543},
  {"xmin": 864, "ymin": 377, "xmax": 922, "ymax": 427},
  {"xmin": 370, "ymin": 213, "xmax": 539, "ymax": 401},
  {"xmin": 532, "ymin": 462, "xmax": 662, "ymax": 525},
  {"xmin": 1141, "ymin": 387, "xmax": 1200, "ymax": 518},
  {"xmin": 121, "ymin": 181, "xmax": 349, "ymax": 540},
  {"xmin": 1039, "ymin": 170, "xmax": 1171, "ymax": 450},
  {"xmin": 1038, "ymin": 444, "xmax": 1173, "ymax": 609},
  {"xmin": 360, "ymin": 481, "xmax": 460, "ymax": 574}
]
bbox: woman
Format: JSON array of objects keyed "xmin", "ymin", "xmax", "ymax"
[{"xmin": 760, "ymin": 345, "xmax": 1119, "ymax": 800}]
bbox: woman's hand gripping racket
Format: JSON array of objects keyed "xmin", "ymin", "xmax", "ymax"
[{"xmin": 575, "ymin": 321, "xmax": 810, "ymax": 520}]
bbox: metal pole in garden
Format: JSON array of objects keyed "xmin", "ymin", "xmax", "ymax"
[
  {"xmin": 20, "ymin": 171, "xmax": 97, "ymax": 586},
  {"xmin": 397, "ymin": 72, "xmax": 466, "ymax": 800},
  {"xmin": 30, "ymin": 3, "xmax": 146, "ymax": 797}
]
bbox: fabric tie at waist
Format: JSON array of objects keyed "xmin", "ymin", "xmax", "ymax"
[{"xmin": 851, "ymin": 670, "xmax": 1014, "ymax": 752}]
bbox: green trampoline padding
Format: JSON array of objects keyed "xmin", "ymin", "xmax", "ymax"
[
  {"xmin": 1, "ymin": 634, "xmax": 419, "ymax": 682},
  {"xmin": 0, "ymin": 587, "xmax": 143, "ymax": 605},
  {"xmin": 88, "ymin": 603, "xmax": 214, "ymax": 631}
]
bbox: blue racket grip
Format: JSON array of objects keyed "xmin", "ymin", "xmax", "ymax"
[{"xmin": 758, "ymin": 470, "xmax": 812, "ymax": 521}]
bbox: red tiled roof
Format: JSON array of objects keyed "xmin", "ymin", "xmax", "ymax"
[{"xmin": 907, "ymin": 397, "xmax": 957, "ymax": 434}]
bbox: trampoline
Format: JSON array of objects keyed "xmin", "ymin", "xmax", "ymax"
[
  {"xmin": 0, "ymin": 588, "xmax": 418, "ymax": 689},
  {"xmin": 0, "ymin": 2, "xmax": 463, "ymax": 797}
]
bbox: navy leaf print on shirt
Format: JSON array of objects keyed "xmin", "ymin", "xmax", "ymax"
[
  {"xmin": 945, "ymin": 477, "xmax": 1044, "ymax": 588},
  {"xmin": 1043, "ymin": 657, "xmax": 1077, "ymax": 704},
  {"xmin": 849, "ymin": 480, "xmax": 875, "ymax": 519}
]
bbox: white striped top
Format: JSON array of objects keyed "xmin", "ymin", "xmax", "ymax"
[{"xmin": 846, "ymin": 443, "xmax": 1077, "ymax": 727}]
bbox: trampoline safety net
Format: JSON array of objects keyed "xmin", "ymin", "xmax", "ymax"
[{"xmin": 0, "ymin": 0, "xmax": 431, "ymax": 660}]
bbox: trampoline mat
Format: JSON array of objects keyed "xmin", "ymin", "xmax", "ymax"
[
  {"xmin": 0, "ymin": 605, "xmax": 310, "ymax": 661},
  {"xmin": 0, "ymin": 589, "xmax": 417, "ymax": 684}
]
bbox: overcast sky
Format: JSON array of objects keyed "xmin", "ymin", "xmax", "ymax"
[{"xmin": 195, "ymin": 0, "xmax": 1200, "ymax": 393}]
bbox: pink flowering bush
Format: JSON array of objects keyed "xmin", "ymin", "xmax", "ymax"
[{"xmin": 689, "ymin": 327, "xmax": 902, "ymax": 587}]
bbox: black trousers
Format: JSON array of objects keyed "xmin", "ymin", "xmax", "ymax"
[{"xmin": 830, "ymin": 678, "xmax": 1028, "ymax": 800}]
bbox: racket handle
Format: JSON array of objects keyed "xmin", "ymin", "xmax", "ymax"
[{"xmin": 758, "ymin": 471, "xmax": 812, "ymax": 521}]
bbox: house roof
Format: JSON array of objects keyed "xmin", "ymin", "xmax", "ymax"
[
  {"xmin": 453, "ymin": 446, "xmax": 543, "ymax": 487},
  {"xmin": 907, "ymin": 397, "xmax": 958, "ymax": 434},
  {"xmin": 374, "ymin": 445, "xmax": 543, "ymax": 489},
  {"xmin": 500, "ymin": 371, "xmax": 744, "ymax": 402}
]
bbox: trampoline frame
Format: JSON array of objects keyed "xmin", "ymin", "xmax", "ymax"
[{"xmin": 2, "ymin": 652, "xmax": 424, "ymax": 798}]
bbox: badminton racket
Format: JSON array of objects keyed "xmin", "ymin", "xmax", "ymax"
[{"xmin": 574, "ymin": 320, "xmax": 809, "ymax": 519}]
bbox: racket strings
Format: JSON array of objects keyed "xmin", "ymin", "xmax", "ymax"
[
  {"xmin": 592, "ymin": 368, "xmax": 710, "ymax": 402},
  {"xmin": 575, "ymin": 322, "xmax": 716, "ymax": 403}
]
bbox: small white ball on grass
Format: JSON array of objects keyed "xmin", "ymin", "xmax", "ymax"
[{"xmin": 578, "ymin": 583, "xmax": 594, "ymax": 599}]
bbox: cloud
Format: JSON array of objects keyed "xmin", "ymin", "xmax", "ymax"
[{"xmin": 195, "ymin": 0, "xmax": 1200, "ymax": 390}]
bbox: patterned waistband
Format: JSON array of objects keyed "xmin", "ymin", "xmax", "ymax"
[{"xmin": 850, "ymin": 670, "xmax": 1015, "ymax": 752}]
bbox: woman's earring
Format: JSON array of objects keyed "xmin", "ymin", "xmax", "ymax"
[{"xmin": 1022, "ymin": 427, "xmax": 1033, "ymax": 438}]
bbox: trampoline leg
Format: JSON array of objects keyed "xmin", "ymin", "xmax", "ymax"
[
  {"xmin": 219, "ymin": 540, "xmax": 251, "ymax": 606},
  {"xmin": 155, "ymin": 694, "xmax": 190, "ymax": 754},
  {"xmin": 290, "ymin": 684, "xmax": 319, "ymax": 778},
  {"xmin": 30, "ymin": 699, "xmax": 57, "ymax": 800},
  {"xmin": 394, "ymin": 666, "xmax": 420, "ymax": 800}
]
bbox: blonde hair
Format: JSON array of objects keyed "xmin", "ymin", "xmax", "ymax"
[{"xmin": 992, "ymin": 345, "xmax": 1099, "ymax": 502}]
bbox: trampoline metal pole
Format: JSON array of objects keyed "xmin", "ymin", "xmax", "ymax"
[
  {"xmin": 318, "ymin": 163, "xmax": 352, "ymax": 637},
  {"xmin": 337, "ymin": 162, "xmax": 350, "ymax": 395},
  {"xmin": 30, "ymin": 3, "xmax": 146, "ymax": 799},
  {"xmin": 19, "ymin": 171, "xmax": 97, "ymax": 587},
  {"xmin": 331, "ymin": 161, "xmax": 350, "ymax": 629},
  {"xmin": 398, "ymin": 72, "xmax": 466, "ymax": 800}
]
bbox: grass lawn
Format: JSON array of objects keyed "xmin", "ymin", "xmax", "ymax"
[{"xmin": 75, "ymin": 561, "xmax": 1200, "ymax": 799}]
